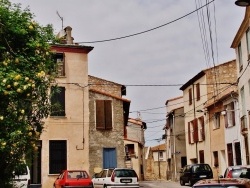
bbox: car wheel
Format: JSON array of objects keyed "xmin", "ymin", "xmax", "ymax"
[{"xmin": 180, "ymin": 179, "xmax": 185, "ymax": 186}]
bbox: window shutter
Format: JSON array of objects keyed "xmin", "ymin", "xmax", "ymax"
[
  {"xmin": 189, "ymin": 88, "xmax": 192, "ymax": 105},
  {"xmin": 188, "ymin": 122, "xmax": 191, "ymax": 144},
  {"xmin": 224, "ymin": 105, "xmax": 228, "ymax": 128},
  {"xmin": 193, "ymin": 118, "xmax": 198, "ymax": 142},
  {"xmin": 200, "ymin": 116, "xmax": 205, "ymax": 141},
  {"xmin": 231, "ymin": 102, "xmax": 235, "ymax": 126},
  {"xmin": 105, "ymin": 100, "xmax": 112, "ymax": 129},
  {"xmin": 196, "ymin": 83, "xmax": 200, "ymax": 101},
  {"xmin": 96, "ymin": 100, "xmax": 105, "ymax": 129}
]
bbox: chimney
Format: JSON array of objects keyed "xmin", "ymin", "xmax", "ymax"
[{"xmin": 64, "ymin": 26, "xmax": 74, "ymax": 44}]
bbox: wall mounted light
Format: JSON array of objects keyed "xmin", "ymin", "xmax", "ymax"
[{"xmin": 235, "ymin": 0, "xmax": 250, "ymax": 7}]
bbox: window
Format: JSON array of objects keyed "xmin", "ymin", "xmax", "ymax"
[
  {"xmin": 227, "ymin": 143, "xmax": 233, "ymax": 166},
  {"xmin": 96, "ymin": 100, "xmax": 113, "ymax": 130},
  {"xmin": 198, "ymin": 116, "xmax": 205, "ymax": 141},
  {"xmin": 49, "ymin": 140, "xmax": 67, "ymax": 174},
  {"xmin": 213, "ymin": 112, "xmax": 220, "ymax": 129},
  {"xmin": 240, "ymin": 86, "xmax": 246, "ymax": 116},
  {"xmin": 188, "ymin": 119, "xmax": 198, "ymax": 144},
  {"xmin": 196, "ymin": 83, "xmax": 200, "ymax": 101},
  {"xmin": 213, "ymin": 151, "xmax": 219, "ymax": 167},
  {"xmin": 50, "ymin": 86, "xmax": 66, "ymax": 116},
  {"xmin": 238, "ymin": 43, "xmax": 243, "ymax": 71},
  {"xmin": 159, "ymin": 151, "xmax": 163, "ymax": 160},
  {"xmin": 224, "ymin": 102, "xmax": 236, "ymax": 128},
  {"xmin": 189, "ymin": 88, "xmax": 192, "ymax": 105},
  {"xmin": 55, "ymin": 53, "xmax": 65, "ymax": 77},
  {"xmin": 235, "ymin": 142, "xmax": 242, "ymax": 165}
]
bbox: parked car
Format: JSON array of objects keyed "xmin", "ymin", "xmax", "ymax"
[
  {"xmin": 193, "ymin": 178, "xmax": 250, "ymax": 187},
  {"xmin": 91, "ymin": 168, "xmax": 139, "ymax": 188},
  {"xmin": 180, "ymin": 163, "xmax": 213, "ymax": 186},
  {"xmin": 223, "ymin": 165, "xmax": 250, "ymax": 179},
  {"xmin": 53, "ymin": 170, "xmax": 93, "ymax": 188},
  {"xmin": 12, "ymin": 163, "xmax": 31, "ymax": 188}
]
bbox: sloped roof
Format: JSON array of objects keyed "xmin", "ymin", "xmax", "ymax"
[{"xmin": 151, "ymin": 143, "xmax": 166, "ymax": 151}]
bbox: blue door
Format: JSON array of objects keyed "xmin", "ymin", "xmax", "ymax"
[{"xmin": 103, "ymin": 148, "xmax": 117, "ymax": 169}]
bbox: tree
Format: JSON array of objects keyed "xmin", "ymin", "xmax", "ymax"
[{"xmin": 0, "ymin": 0, "xmax": 56, "ymax": 186}]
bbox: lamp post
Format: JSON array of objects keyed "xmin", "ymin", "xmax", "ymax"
[{"xmin": 235, "ymin": 0, "xmax": 250, "ymax": 6}]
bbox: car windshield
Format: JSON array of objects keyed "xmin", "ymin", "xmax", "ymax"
[
  {"xmin": 115, "ymin": 169, "xmax": 137, "ymax": 177},
  {"xmin": 193, "ymin": 164, "xmax": 212, "ymax": 172},
  {"xmin": 67, "ymin": 171, "xmax": 89, "ymax": 179}
]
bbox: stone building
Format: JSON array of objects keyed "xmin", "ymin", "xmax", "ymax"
[
  {"xmin": 144, "ymin": 143, "xmax": 167, "ymax": 180},
  {"xmin": 88, "ymin": 75, "xmax": 130, "ymax": 176}
]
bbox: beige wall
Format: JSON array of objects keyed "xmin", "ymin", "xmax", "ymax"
[
  {"xmin": 183, "ymin": 75, "xmax": 211, "ymax": 164},
  {"xmin": 40, "ymin": 50, "xmax": 90, "ymax": 187}
]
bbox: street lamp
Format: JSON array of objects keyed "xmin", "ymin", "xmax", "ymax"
[{"xmin": 235, "ymin": 0, "xmax": 250, "ymax": 7}]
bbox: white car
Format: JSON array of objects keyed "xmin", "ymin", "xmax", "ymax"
[
  {"xmin": 12, "ymin": 163, "xmax": 31, "ymax": 188},
  {"xmin": 92, "ymin": 168, "xmax": 139, "ymax": 188}
]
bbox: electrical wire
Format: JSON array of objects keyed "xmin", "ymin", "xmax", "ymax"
[{"xmin": 76, "ymin": 0, "xmax": 215, "ymax": 44}]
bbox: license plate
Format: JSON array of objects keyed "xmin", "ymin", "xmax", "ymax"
[
  {"xmin": 200, "ymin": 175, "xmax": 207, "ymax": 178},
  {"xmin": 121, "ymin": 179, "xmax": 132, "ymax": 183}
]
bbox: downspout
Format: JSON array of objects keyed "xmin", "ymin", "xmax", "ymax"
[
  {"xmin": 173, "ymin": 112, "xmax": 177, "ymax": 181},
  {"xmin": 76, "ymin": 86, "xmax": 85, "ymax": 150}
]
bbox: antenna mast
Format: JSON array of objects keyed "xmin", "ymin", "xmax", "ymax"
[{"xmin": 56, "ymin": 11, "xmax": 64, "ymax": 29}]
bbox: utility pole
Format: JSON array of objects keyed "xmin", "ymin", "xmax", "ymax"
[{"xmin": 155, "ymin": 138, "xmax": 161, "ymax": 179}]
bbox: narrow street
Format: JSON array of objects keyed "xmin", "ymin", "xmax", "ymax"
[{"xmin": 140, "ymin": 180, "xmax": 185, "ymax": 188}]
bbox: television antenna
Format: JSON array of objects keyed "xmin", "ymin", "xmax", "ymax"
[{"xmin": 56, "ymin": 11, "xmax": 64, "ymax": 29}]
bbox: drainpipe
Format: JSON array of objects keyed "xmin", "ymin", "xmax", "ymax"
[{"xmin": 173, "ymin": 112, "xmax": 177, "ymax": 181}]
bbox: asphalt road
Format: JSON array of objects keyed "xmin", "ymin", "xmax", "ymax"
[{"xmin": 140, "ymin": 180, "xmax": 189, "ymax": 188}]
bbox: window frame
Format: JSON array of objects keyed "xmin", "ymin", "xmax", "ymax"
[
  {"xmin": 50, "ymin": 86, "xmax": 66, "ymax": 117},
  {"xmin": 49, "ymin": 140, "xmax": 67, "ymax": 174},
  {"xmin": 213, "ymin": 112, "xmax": 220, "ymax": 129},
  {"xmin": 55, "ymin": 53, "xmax": 65, "ymax": 77}
]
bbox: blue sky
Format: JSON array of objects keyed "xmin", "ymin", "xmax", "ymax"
[{"xmin": 10, "ymin": 0, "xmax": 245, "ymax": 146}]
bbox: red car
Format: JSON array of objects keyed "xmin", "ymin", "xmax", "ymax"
[{"xmin": 53, "ymin": 170, "xmax": 94, "ymax": 188}]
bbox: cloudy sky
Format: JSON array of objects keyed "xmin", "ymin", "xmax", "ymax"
[{"xmin": 10, "ymin": 0, "xmax": 245, "ymax": 146}]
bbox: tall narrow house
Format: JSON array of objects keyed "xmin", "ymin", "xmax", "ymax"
[{"xmin": 33, "ymin": 26, "xmax": 93, "ymax": 187}]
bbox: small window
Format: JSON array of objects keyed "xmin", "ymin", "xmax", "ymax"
[
  {"xmin": 189, "ymin": 88, "xmax": 192, "ymax": 105},
  {"xmin": 213, "ymin": 112, "xmax": 220, "ymax": 129},
  {"xmin": 196, "ymin": 83, "xmax": 200, "ymax": 101},
  {"xmin": 55, "ymin": 53, "xmax": 65, "ymax": 77},
  {"xmin": 238, "ymin": 43, "xmax": 243, "ymax": 71},
  {"xmin": 96, "ymin": 100, "xmax": 113, "ymax": 130},
  {"xmin": 49, "ymin": 140, "xmax": 67, "ymax": 174},
  {"xmin": 225, "ymin": 102, "xmax": 236, "ymax": 128},
  {"xmin": 50, "ymin": 86, "xmax": 66, "ymax": 116},
  {"xmin": 213, "ymin": 151, "xmax": 219, "ymax": 167}
]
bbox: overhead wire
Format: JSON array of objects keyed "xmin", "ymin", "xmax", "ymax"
[{"xmin": 76, "ymin": 0, "xmax": 215, "ymax": 44}]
